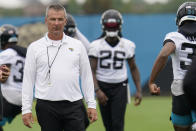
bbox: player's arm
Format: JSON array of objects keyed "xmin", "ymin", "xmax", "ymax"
[
  {"xmin": 127, "ymin": 57, "xmax": 142, "ymax": 106},
  {"xmin": 89, "ymin": 57, "xmax": 108, "ymax": 105},
  {"xmin": 75, "ymin": 28, "xmax": 90, "ymax": 52},
  {"xmin": 0, "ymin": 64, "xmax": 10, "ymax": 83},
  {"xmin": 148, "ymin": 42, "xmax": 176, "ymax": 95}
]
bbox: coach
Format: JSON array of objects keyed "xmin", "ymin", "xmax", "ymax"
[{"xmin": 21, "ymin": 2, "xmax": 97, "ymax": 131}]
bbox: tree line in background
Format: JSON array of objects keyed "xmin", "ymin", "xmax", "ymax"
[{"xmin": 0, "ymin": 0, "xmax": 190, "ymax": 16}]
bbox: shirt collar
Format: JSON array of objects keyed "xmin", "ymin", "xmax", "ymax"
[{"xmin": 45, "ymin": 32, "xmax": 67, "ymax": 47}]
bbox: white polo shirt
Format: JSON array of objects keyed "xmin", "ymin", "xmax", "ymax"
[{"xmin": 22, "ymin": 33, "xmax": 96, "ymax": 114}]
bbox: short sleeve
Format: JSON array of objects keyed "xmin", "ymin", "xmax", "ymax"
[
  {"xmin": 88, "ymin": 42, "xmax": 99, "ymax": 58},
  {"xmin": 0, "ymin": 49, "xmax": 16, "ymax": 65},
  {"xmin": 163, "ymin": 32, "xmax": 181, "ymax": 46},
  {"xmin": 126, "ymin": 41, "xmax": 136, "ymax": 59}
]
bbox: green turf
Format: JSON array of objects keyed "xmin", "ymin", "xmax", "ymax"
[{"xmin": 3, "ymin": 96, "xmax": 173, "ymax": 131}]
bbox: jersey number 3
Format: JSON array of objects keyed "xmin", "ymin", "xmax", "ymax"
[
  {"xmin": 180, "ymin": 42, "xmax": 196, "ymax": 70},
  {"xmin": 13, "ymin": 60, "xmax": 24, "ymax": 82},
  {"xmin": 99, "ymin": 50, "xmax": 125, "ymax": 69}
]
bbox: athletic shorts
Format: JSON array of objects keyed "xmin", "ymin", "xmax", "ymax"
[
  {"xmin": 171, "ymin": 80, "xmax": 196, "ymax": 126},
  {"xmin": 0, "ymin": 97, "xmax": 21, "ymax": 126}
]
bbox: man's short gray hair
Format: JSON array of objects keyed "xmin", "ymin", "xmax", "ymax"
[{"xmin": 45, "ymin": 2, "xmax": 67, "ymax": 18}]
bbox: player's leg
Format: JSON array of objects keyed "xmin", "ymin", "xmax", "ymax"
[
  {"xmin": 7, "ymin": 104, "xmax": 21, "ymax": 124},
  {"xmin": 98, "ymin": 81, "xmax": 112, "ymax": 131},
  {"xmin": 173, "ymin": 125, "xmax": 190, "ymax": 131},
  {"xmin": 110, "ymin": 80, "xmax": 127, "ymax": 131},
  {"xmin": 99, "ymin": 101, "xmax": 111, "ymax": 131},
  {"xmin": 191, "ymin": 110, "xmax": 196, "ymax": 131},
  {"xmin": 171, "ymin": 94, "xmax": 192, "ymax": 131},
  {"xmin": 172, "ymin": 114, "xmax": 191, "ymax": 131},
  {"xmin": 183, "ymin": 88, "xmax": 196, "ymax": 130},
  {"xmin": 0, "ymin": 118, "xmax": 6, "ymax": 131},
  {"xmin": 0, "ymin": 87, "xmax": 3, "ymax": 131},
  {"xmin": 0, "ymin": 97, "xmax": 21, "ymax": 131},
  {"xmin": 0, "ymin": 87, "xmax": 3, "ymax": 121},
  {"xmin": 192, "ymin": 123, "xmax": 196, "ymax": 131}
]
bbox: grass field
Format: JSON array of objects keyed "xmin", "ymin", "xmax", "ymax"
[{"xmin": 3, "ymin": 96, "xmax": 174, "ymax": 131}]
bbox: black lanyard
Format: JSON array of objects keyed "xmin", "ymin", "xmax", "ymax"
[{"xmin": 47, "ymin": 44, "xmax": 62, "ymax": 79}]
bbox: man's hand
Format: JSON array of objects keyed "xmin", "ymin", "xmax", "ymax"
[
  {"xmin": 134, "ymin": 91, "xmax": 142, "ymax": 106},
  {"xmin": 22, "ymin": 113, "xmax": 34, "ymax": 128},
  {"xmin": 149, "ymin": 83, "xmax": 160, "ymax": 95},
  {"xmin": 96, "ymin": 89, "xmax": 108, "ymax": 105},
  {"xmin": 87, "ymin": 108, "xmax": 97, "ymax": 123}
]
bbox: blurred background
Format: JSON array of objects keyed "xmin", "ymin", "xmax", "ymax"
[{"xmin": 0, "ymin": 0, "xmax": 193, "ymax": 131}]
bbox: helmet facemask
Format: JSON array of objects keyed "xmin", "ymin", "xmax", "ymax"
[
  {"xmin": 64, "ymin": 14, "xmax": 76, "ymax": 38},
  {"xmin": 64, "ymin": 26, "xmax": 76, "ymax": 37},
  {"xmin": 103, "ymin": 19, "xmax": 121, "ymax": 37},
  {"xmin": 101, "ymin": 9, "xmax": 123, "ymax": 38}
]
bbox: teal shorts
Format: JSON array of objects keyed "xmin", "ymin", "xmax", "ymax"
[
  {"xmin": 0, "ymin": 117, "xmax": 14, "ymax": 126},
  {"xmin": 171, "ymin": 109, "xmax": 196, "ymax": 126},
  {"xmin": 171, "ymin": 94, "xmax": 196, "ymax": 126}
]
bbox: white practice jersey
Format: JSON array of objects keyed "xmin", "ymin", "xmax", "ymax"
[
  {"xmin": 89, "ymin": 37, "xmax": 135, "ymax": 83},
  {"xmin": 0, "ymin": 48, "xmax": 25, "ymax": 105},
  {"xmin": 164, "ymin": 32, "xmax": 196, "ymax": 80}
]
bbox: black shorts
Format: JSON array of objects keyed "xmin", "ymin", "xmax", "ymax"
[
  {"xmin": 171, "ymin": 94, "xmax": 196, "ymax": 126},
  {"xmin": 172, "ymin": 94, "xmax": 191, "ymax": 115},
  {"xmin": 0, "ymin": 97, "xmax": 21, "ymax": 126}
]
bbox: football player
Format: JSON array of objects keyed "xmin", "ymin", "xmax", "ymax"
[
  {"xmin": 88, "ymin": 9, "xmax": 142, "ymax": 131},
  {"xmin": 64, "ymin": 13, "xmax": 90, "ymax": 129},
  {"xmin": 148, "ymin": 2, "xmax": 196, "ymax": 131},
  {"xmin": 0, "ymin": 24, "xmax": 26, "ymax": 131},
  {"xmin": 183, "ymin": 55, "xmax": 196, "ymax": 131},
  {"xmin": 0, "ymin": 65, "xmax": 10, "ymax": 122},
  {"xmin": 64, "ymin": 13, "xmax": 90, "ymax": 52}
]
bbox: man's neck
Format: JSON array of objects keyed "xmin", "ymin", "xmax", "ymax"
[
  {"xmin": 48, "ymin": 33, "xmax": 63, "ymax": 41},
  {"xmin": 105, "ymin": 37, "xmax": 119, "ymax": 45},
  {"xmin": 3, "ymin": 43, "xmax": 15, "ymax": 50}
]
